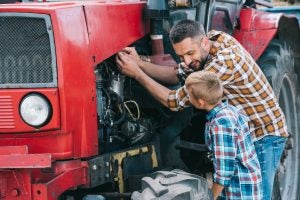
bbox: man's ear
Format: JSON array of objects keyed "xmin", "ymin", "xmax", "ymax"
[{"xmin": 201, "ymin": 37, "xmax": 210, "ymax": 50}]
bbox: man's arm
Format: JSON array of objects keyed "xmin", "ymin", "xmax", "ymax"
[
  {"xmin": 212, "ymin": 182, "xmax": 224, "ymax": 200},
  {"xmin": 122, "ymin": 47, "xmax": 179, "ymax": 85},
  {"xmin": 116, "ymin": 51, "xmax": 171, "ymax": 107}
]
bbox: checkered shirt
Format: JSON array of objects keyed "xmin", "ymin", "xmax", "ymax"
[
  {"xmin": 206, "ymin": 100, "xmax": 262, "ymax": 199},
  {"xmin": 168, "ymin": 30, "xmax": 288, "ymax": 141}
]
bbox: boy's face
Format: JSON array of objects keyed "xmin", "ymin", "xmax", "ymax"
[{"xmin": 173, "ymin": 37, "xmax": 209, "ymax": 71}]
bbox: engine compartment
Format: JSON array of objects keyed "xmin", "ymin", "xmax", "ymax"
[{"xmin": 94, "ymin": 57, "xmax": 169, "ymax": 153}]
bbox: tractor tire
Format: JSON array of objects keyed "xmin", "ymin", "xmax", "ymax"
[
  {"xmin": 131, "ymin": 169, "xmax": 213, "ymax": 200},
  {"xmin": 257, "ymin": 39, "xmax": 300, "ymax": 200}
]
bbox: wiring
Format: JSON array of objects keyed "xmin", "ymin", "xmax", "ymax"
[{"xmin": 123, "ymin": 100, "xmax": 140, "ymax": 121}]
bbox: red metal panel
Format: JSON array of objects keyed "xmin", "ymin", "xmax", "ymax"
[
  {"xmin": 0, "ymin": 1, "xmax": 149, "ymax": 198},
  {"xmin": 237, "ymin": 8, "xmax": 280, "ymax": 31},
  {"xmin": 0, "ymin": 160, "xmax": 88, "ymax": 200},
  {"xmin": 31, "ymin": 160, "xmax": 88, "ymax": 200},
  {"xmin": 0, "ymin": 145, "xmax": 28, "ymax": 155},
  {"xmin": 0, "ymin": 89, "xmax": 60, "ymax": 133},
  {"xmin": 234, "ymin": 29, "xmax": 277, "ymax": 61},
  {"xmin": 0, "ymin": 146, "xmax": 51, "ymax": 168},
  {"xmin": 0, "ymin": 132, "xmax": 72, "ymax": 160},
  {"xmin": 32, "ymin": 167, "xmax": 87, "ymax": 200},
  {"xmin": 0, "ymin": 96, "xmax": 14, "ymax": 129},
  {"xmin": 84, "ymin": 1, "xmax": 148, "ymax": 63},
  {"xmin": 0, "ymin": 169, "xmax": 32, "ymax": 200},
  {"xmin": 0, "ymin": 154, "xmax": 51, "ymax": 168},
  {"xmin": 0, "ymin": 89, "xmax": 68, "ymax": 159},
  {"xmin": 233, "ymin": 8, "xmax": 281, "ymax": 60},
  {"xmin": 51, "ymin": 1, "xmax": 148, "ymax": 158},
  {"xmin": 52, "ymin": 6, "xmax": 99, "ymax": 158},
  {"xmin": 0, "ymin": 3, "xmax": 98, "ymax": 159},
  {"xmin": 0, "ymin": 1, "xmax": 148, "ymax": 160}
]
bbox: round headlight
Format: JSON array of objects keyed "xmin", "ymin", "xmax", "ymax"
[{"xmin": 20, "ymin": 94, "xmax": 52, "ymax": 127}]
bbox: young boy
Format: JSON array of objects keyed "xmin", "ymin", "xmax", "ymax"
[{"xmin": 185, "ymin": 71, "xmax": 262, "ymax": 200}]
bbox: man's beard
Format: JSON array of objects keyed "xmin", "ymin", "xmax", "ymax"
[{"xmin": 188, "ymin": 57, "xmax": 207, "ymax": 71}]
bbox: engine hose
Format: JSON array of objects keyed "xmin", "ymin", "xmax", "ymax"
[
  {"xmin": 102, "ymin": 88, "xmax": 127, "ymax": 125},
  {"xmin": 102, "ymin": 88, "xmax": 111, "ymax": 107},
  {"xmin": 113, "ymin": 102, "xmax": 126, "ymax": 125}
]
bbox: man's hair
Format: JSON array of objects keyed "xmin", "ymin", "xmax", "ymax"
[
  {"xmin": 169, "ymin": 19, "xmax": 206, "ymax": 44},
  {"xmin": 185, "ymin": 71, "xmax": 223, "ymax": 105}
]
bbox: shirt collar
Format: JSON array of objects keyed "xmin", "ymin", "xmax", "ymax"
[
  {"xmin": 207, "ymin": 30, "xmax": 222, "ymax": 59},
  {"xmin": 206, "ymin": 99, "xmax": 228, "ymax": 120}
]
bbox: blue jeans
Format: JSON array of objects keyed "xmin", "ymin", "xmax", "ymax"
[{"xmin": 254, "ymin": 136, "xmax": 286, "ymax": 200}]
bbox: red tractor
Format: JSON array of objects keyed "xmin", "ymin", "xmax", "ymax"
[{"xmin": 0, "ymin": 0, "xmax": 299, "ymax": 199}]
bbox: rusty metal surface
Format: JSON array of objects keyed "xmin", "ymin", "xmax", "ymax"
[{"xmin": 0, "ymin": 169, "xmax": 32, "ymax": 200}]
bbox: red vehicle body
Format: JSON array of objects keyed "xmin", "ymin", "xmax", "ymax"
[{"xmin": 0, "ymin": 0, "xmax": 299, "ymax": 199}]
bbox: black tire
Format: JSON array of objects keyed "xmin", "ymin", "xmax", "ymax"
[
  {"xmin": 131, "ymin": 169, "xmax": 213, "ymax": 200},
  {"xmin": 288, "ymin": 0, "xmax": 295, "ymax": 5},
  {"xmin": 257, "ymin": 39, "xmax": 300, "ymax": 200}
]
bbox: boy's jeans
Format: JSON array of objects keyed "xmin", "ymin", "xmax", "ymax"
[{"xmin": 254, "ymin": 135, "xmax": 287, "ymax": 200}]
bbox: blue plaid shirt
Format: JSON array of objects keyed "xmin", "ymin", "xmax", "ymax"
[{"xmin": 206, "ymin": 100, "xmax": 262, "ymax": 199}]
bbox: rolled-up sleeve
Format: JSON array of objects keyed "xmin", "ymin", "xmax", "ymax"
[
  {"xmin": 211, "ymin": 125, "xmax": 237, "ymax": 186},
  {"xmin": 167, "ymin": 86, "xmax": 191, "ymax": 111}
]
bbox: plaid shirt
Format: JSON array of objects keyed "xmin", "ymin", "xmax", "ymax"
[
  {"xmin": 168, "ymin": 30, "xmax": 288, "ymax": 141},
  {"xmin": 206, "ymin": 100, "xmax": 262, "ymax": 199}
]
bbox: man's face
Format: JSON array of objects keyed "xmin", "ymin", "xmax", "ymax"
[{"xmin": 173, "ymin": 37, "xmax": 209, "ymax": 71}]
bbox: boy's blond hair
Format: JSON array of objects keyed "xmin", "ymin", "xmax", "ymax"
[{"xmin": 185, "ymin": 71, "xmax": 223, "ymax": 105}]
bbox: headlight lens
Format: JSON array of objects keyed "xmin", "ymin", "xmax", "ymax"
[{"xmin": 20, "ymin": 94, "xmax": 52, "ymax": 127}]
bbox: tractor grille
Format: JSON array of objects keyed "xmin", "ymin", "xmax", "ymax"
[
  {"xmin": 0, "ymin": 96, "xmax": 14, "ymax": 129},
  {"xmin": 0, "ymin": 13, "xmax": 57, "ymax": 88}
]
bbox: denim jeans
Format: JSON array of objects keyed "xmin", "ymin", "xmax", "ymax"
[{"xmin": 254, "ymin": 135, "xmax": 287, "ymax": 200}]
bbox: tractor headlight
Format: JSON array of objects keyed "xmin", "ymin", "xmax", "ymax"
[{"xmin": 20, "ymin": 94, "xmax": 52, "ymax": 127}]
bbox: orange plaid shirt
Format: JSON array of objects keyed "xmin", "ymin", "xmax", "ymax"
[{"xmin": 168, "ymin": 30, "xmax": 288, "ymax": 141}]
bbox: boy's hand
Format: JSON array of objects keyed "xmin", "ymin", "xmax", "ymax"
[{"xmin": 212, "ymin": 182, "xmax": 224, "ymax": 200}]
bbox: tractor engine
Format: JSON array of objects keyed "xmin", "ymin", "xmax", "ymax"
[{"xmin": 95, "ymin": 60, "xmax": 157, "ymax": 153}]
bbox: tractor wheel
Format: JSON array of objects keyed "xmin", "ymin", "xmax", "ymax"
[
  {"xmin": 257, "ymin": 39, "xmax": 300, "ymax": 200},
  {"xmin": 131, "ymin": 169, "xmax": 213, "ymax": 200}
]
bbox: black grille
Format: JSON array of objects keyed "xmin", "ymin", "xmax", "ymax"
[{"xmin": 0, "ymin": 15, "xmax": 55, "ymax": 87}]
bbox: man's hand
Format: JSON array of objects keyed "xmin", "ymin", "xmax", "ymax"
[
  {"xmin": 121, "ymin": 47, "xmax": 143, "ymax": 66},
  {"xmin": 117, "ymin": 46, "xmax": 179, "ymax": 85},
  {"xmin": 116, "ymin": 51, "xmax": 143, "ymax": 79},
  {"xmin": 116, "ymin": 48, "xmax": 172, "ymax": 108}
]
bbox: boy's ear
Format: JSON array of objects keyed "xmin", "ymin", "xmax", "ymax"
[{"xmin": 197, "ymin": 99, "xmax": 206, "ymax": 107}]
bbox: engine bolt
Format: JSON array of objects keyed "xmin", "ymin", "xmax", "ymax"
[
  {"xmin": 92, "ymin": 164, "xmax": 97, "ymax": 170},
  {"xmin": 11, "ymin": 189, "xmax": 20, "ymax": 197}
]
